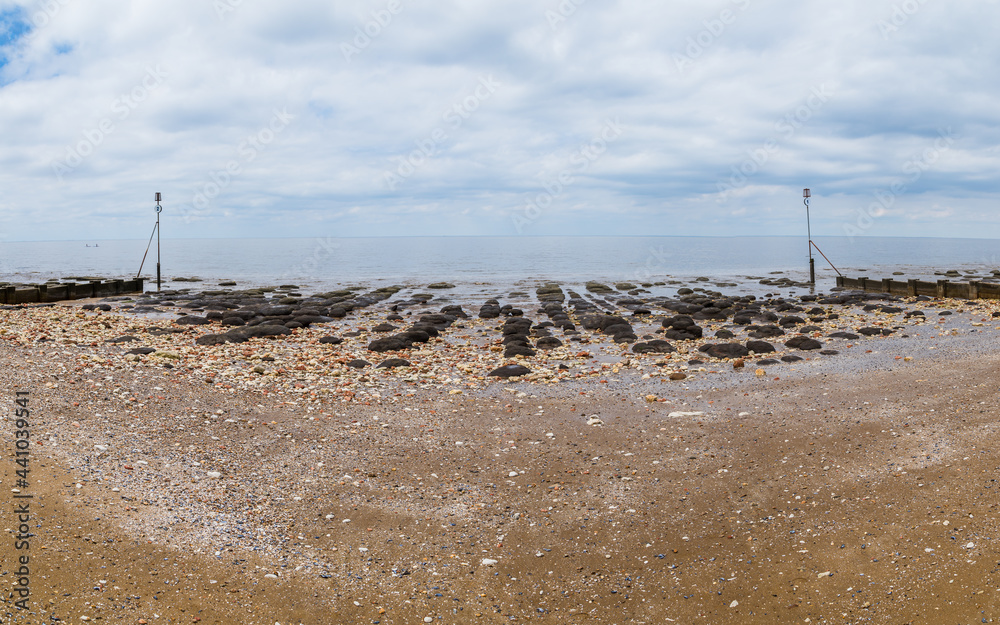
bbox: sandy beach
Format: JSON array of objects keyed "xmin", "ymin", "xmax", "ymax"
[{"xmin": 1, "ymin": 284, "xmax": 999, "ymax": 624}]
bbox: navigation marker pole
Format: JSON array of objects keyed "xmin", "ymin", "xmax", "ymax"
[
  {"xmin": 155, "ymin": 192, "xmax": 162, "ymax": 292},
  {"xmin": 804, "ymin": 188, "xmax": 815, "ymax": 286}
]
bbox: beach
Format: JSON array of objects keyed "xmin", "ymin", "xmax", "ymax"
[{"xmin": 1, "ymin": 283, "xmax": 999, "ymax": 623}]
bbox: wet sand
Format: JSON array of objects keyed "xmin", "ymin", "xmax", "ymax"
[{"xmin": 1, "ymin": 291, "xmax": 1000, "ymax": 623}]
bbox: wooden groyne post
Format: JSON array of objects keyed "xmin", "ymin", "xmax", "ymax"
[
  {"xmin": 0, "ymin": 278, "xmax": 145, "ymax": 305},
  {"xmin": 836, "ymin": 276, "xmax": 1000, "ymax": 300}
]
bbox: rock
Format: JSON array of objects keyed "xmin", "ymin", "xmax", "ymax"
[
  {"xmin": 748, "ymin": 325, "xmax": 784, "ymax": 338},
  {"xmin": 195, "ymin": 334, "xmax": 231, "ymax": 346},
  {"xmin": 668, "ymin": 411, "xmax": 704, "ymax": 418},
  {"xmin": 175, "ymin": 315, "xmax": 211, "ymax": 325},
  {"xmin": 858, "ymin": 327, "xmax": 894, "ymax": 336},
  {"xmin": 669, "ymin": 372, "xmax": 687, "ymax": 380},
  {"xmin": 504, "ymin": 344, "xmax": 536, "ymax": 358},
  {"xmin": 586, "ymin": 281, "xmax": 614, "ymax": 294},
  {"xmin": 368, "ymin": 336, "xmax": 411, "ymax": 352},
  {"xmin": 373, "ymin": 323, "xmax": 398, "ymax": 333},
  {"xmin": 126, "ymin": 347, "xmax": 156, "ymax": 355},
  {"xmin": 107, "ymin": 335, "xmax": 139, "ymax": 343},
  {"xmin": 346, "ymin": 359, "xmax": 371, "ymax": 368},
  {"xmin": 714, "ymin": 329, "xmax": 735, "ymax": 339},
  {"xmin": 746, "ymin": 340, "xmax": 775, "ymax": 353},
  {"xmin": 586, "ymin": 416, "xmax": 604, "ymax": 426},
  {"xmin": 535, "ymin": 337, "xmax": 563, "ymax": 350},
  {"xmin": 206, "ymin": 471, "xmax": 222, "ymax": 479},
  {"xmin": 785, "ymin": 336, "xmax": 822, "ymax": 350},
  {"xmin": 819, "ymin": 349, "xmax": 839, "ymax": 355},
  {"xmin": 319, "ymin": 336, "xmax": 343, "ymax": 345},
  {"xmin": 488, "ymin": 364, "xmax": 531, "ymax": 378},
  {"xmin": 702, "ymin": 343, "xmax": 749, "ymax": 359},
  {"xmin": 780, "ymin": 355, "xmax": 804, "ymax": 362},
  {"xmin": 427, "ymin": 282, "xmax": 455, "ymax": 289},
  {"xmin": 376, "ymin": 358, "xmax": 411, "ymax": 368},
  {"xmin": 632, "ymin": 340, "xmax": 675, "ymax": 354},
  {"xmin": 481, "ymin": 558, "xmax": 498, "ymax": 566},
  {"xmin": 828, "ymin": 331, "xmax": 859, "ymax": 340},
  {"xmin": 220, "ymin": 316, "xmax": 246, "ymax": 326}
]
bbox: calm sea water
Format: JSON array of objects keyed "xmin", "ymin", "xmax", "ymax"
[{"xmin": 2, "ymin": 236, "xmax": 999, "ymax": 297}]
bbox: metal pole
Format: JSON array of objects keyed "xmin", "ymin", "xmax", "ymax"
[
  {"xmin": 804, "ymin": 189, "xmax": 814, "ymax": 285},
  {"xmin": 155, "ymin": 192, "xmax": 162, "ymax": 292}
]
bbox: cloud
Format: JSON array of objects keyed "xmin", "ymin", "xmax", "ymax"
[{"xmin": 0, "ymin": 0, "xmax": 998, "ymax": 241}]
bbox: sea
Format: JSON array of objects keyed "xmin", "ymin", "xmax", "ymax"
[{"xmin": 2, "ymin": 236, "xmax": 999, "ymax": 299}]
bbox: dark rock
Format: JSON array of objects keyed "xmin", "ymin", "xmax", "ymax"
[
  {"xmin": 126, "ymin": 347, "xmax": 156, "ymax": 355},
  {"xmin": 632, "ymin": 340, "xmax": 675, "ymax": 354},
  {"xmin": 798, "ymin": 325, "xmax": 822, "ymax": 333},
  {"xmin": 373, "ymin": 323, "xmax": 398, "ymax": 333},
  {"xmin": 535, "ymin": 337, "xmax": 563, "ymax": 350},
  {"xmin": 702, "ymin": 343, "xmax": 749, "ymax": 359},
  {"xmin": 259, "ymin": 305, "xmax": 295, "ymax": 316},
  {"xmin": 858, "ymin": 327, "xmax": 893, "ymax": 336},
  {"xmin": 376, "ymin": 358, "xmax": 411, "ymax": 368},
  {"xmin": 757, "ymin": 358, "xmax": 779, "ymax": 365},
  {"xmin": 780, "ymin": 355, "xmax": 804, "ymax": 362},
  {"xmin": 488, "ymin": 364, "xmax": 531, "ymax": 378},
  {"xmin": 284, "ymin": 321, "xmax": 303, "ymax": 329},
  {"xmin": 368, "ymin": 336, "xmax": 411, "ymax": 352},
  {"xmin": 401, "ymin": 329, "xmax": 431, "ymax": 343},
  {"xmin": 748, "ymin": 325, "xmax": 784, "ymax": 338},
  {"xmin": 107, "ymin": 335, "xmax": 139, "ymax": 343},
  {"xmin": 175, "ymin": 315, "xmax": 211, "ymax": 325},
  {"xmin": 221, "ymin": 317, "xmax": 246, "ymax": 326},
  {"xmin": 828, "ymin": 332, "xmax": 860, "ymax": 340},
  {"xmin": 318, "ymin": 336, "xmax": 343, "ymax": 345},
  {"xmin": 785, "ymin": 337, "xmax": 822, "ymax": 350},
  {"xmin": 819, "ymin": 349, "xmax": 839, "ymax": 355},
  {"xmin": 504, "ymin": 344, "xmax": 536, "ymax": 357},
  {"xmin": 746, "ymin": 340, "xmax": 775, "ymax": 354},
  {"xmin": 346, "ymin": 359, "xmax": 370, "ymax": 368},
  {"xmin": 778, "ymin": 316, "xmax": 805, "ymax": 326},
  {"xmin": 195, "ymin": 333, "xmax": 231, "ymax": 346},
  {"xmin": 714, "ymin": 329, "xmax": 735, "ymax": 339}
]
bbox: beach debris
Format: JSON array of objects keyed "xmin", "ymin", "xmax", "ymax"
[
  {"xmin": 668, "ymin": 411, "xmax": 704, "ymax": 418},
  {"xmin": 586, "ymin": 416, "xmax": 604, "ymax": 426}
]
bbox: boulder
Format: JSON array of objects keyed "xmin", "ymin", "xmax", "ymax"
[
  {"xmin": 488, "ymin": 364, "xmax": 531, "ymax": 378},
  {"xmin": 746, "ymin": 340, "xmax": 775, "ymax": 354},
  {"xmin": 376, "ymin": 358, "xmax": 411, "ymax": 368},
  {"xmin": 785, "ymin": 336, "xmax": 822, "ymax": 350},
  {"xmin": 632, "ymin": 340, "xmax": 675, "ymax": 354}
]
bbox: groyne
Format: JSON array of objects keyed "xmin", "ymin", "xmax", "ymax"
[
  {"xmin": 0, "ymin": 278, "xmax": 145, "ymax": 305},
  {"xmin": 836, "ymin": 276, "xmax": 1000, "ymax": 299}
]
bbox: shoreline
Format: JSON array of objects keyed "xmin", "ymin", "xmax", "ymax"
[{"xmin": 1, "ymin": 286, "xmax": 999, "ymax": 622}]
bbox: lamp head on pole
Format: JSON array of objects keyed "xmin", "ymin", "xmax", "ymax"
[{"xmin": 803, "ymin": 188, "xmax": 810, "ymax": 199}]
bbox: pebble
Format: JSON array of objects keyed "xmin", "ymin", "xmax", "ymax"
[{"xmin": 481, "ymin": 558, "xmax": 498, "ymax": 566}]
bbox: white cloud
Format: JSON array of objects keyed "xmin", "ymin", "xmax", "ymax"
[{"xmin": 0, "ymin": 0, "xmax": 998, "ymax": 240}]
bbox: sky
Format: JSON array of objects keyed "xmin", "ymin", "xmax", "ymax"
[{"xmin": 0, "ymin": 0, "xmax": 997, "ymax": 241}]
